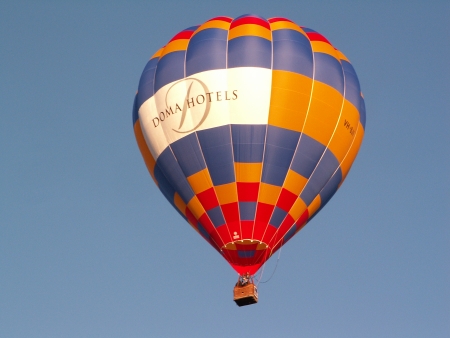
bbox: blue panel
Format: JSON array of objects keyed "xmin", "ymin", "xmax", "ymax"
[
  {"xmin": 314, "ymin": 52, "xmax": 344, "ymax": 95},
  {"xmin": 272, "ymin": 29, "xmax": 313, "ymax": 78},
  {"xmin": 238, "ymin": 250, "xmax": 256, "ymax": 258},
  {"xmin": 186, "ymin": 29, "xmax": 228, "ymax": 76},
  {"xmin": 171, "ymin": 133, "xmax": 206, "ymax": 177},
  {"xmin": 283, "ymin": 225, "xmax": 296, "ymax": 243},
  {"xmin": 207, "ymin": 206, "xmax": 226, "ymax": 227},
  {"xmin": 228, "ymin": 36, "xmax": 272, "ymax": 69},
  {"xmin": 359, "ymin": 95, "xmax": 366, "ymax": 129},
  {"xmin": 235, "ymin": 13, "xmax": 266, "ymax": 20},
  {"xmin": 132, "ymin": 94, "xmax": 139, "ymax": 125},
  {"xmin": 239, "ymin": 202, "xmax": 256, "ymax": 221},
  {"xmin": 154, "ymin": 51, "xmax": 186, "ymax": 93},
  {"xmin": 154, "ymin": 164, "xmax": 175, "ymax": 203},
  {"xmin": 197, "ymin": 222, "xmax": 210, "ymax": 240},
  {"xmin": 341, "ymin": 60, "xmax": 361, "ymax": 109},
  {"xmin": 137, "ymin": 57, "xmax": 159, "ymax": 109},
  {"xmin": 319, "ymin": 168, "xmax": 342, "ymax": 206},
  {"xmin": 300, "ymin": 149, "xmax": 339, "ymax": 205},
  {"xmin": 197, "ymin": 126, "xmax": 235, "ymax": 185},
  {"xmin": 185, "ymin": 25, "xmax": 200, "ymax": 31},
  {"xmin": 153, "ymin": 164, "xmax": 188, "ymax": 222},
  {"xmin": 156, "ymin": 148, "xmax": 195, "ymax": 204},
  {"xmin": 269, "ymin": 206, "xmax": 288, "ymax": 228},
  {"xmin": 231, "ymin": 124, "xmax": 266, "ymax": 163},
  {"xmin": 262, "ymin": 126, "xmax": 300, "ymax": 186},
  {"xmin": 301, "ymin": 27, "xmax": 316, "ymax": 33},
  {"xmin": 291, "ymin": 134, "xmax": 325, "ymax": 178}
]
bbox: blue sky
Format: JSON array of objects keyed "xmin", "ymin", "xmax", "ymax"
[{"xmin": 1, "ymin": 1, "xmax": 449, "ymax": 337}]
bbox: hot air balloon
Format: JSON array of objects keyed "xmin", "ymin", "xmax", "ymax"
[{"xmin": 132, "ymin": 15, "xmax": 365, "ymax": 306}]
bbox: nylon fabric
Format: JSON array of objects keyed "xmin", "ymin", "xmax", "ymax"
[{"xmin": 133, "ymin": 15, "xmax": 365, "ymax": 275}]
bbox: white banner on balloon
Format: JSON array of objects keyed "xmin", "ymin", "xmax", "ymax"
[{"xmin": 138, "ymin": 67, "xmax": 272, "ymax": 159}]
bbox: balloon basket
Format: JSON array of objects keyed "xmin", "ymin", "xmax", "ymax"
[{"xmin": 233, "ymin": 275, "xmax": 258, "ymax": 307}]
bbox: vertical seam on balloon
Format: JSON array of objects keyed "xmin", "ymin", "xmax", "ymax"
[
  {"xmin": 250, "ymin": 18, "xmax": 273, "ymax": 247},
  {"xmin": 269, "ymin": 49, "xmax": 349, "ymax": 251},
  {"xmin": 248, "ymin": 18, "xmax": 274, "ymax": 269},
  {"xmin": 225, "ymin": 18, "xmax": 243, "ymax": 245},
  {"xmin": 223, "ymin": 18, "xmax": 244, "ymax": 258},
  {"xmin": 256, "ymin": 25, "xmax": 316, "ymax": 259}
]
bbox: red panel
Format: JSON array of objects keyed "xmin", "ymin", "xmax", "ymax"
[
  {"xmin": 252, "ymin": 203, "xmax": 274, "ymax": 239},
  {"xmin": 185, "ymin": 207, "xmax": 197, "ymax": 226},
  {"xmin": 297, "ymin": 209, "xmax": 309, "ymax": 226},
  {"xmin": 198, "ymin": 213, "xmax": 231, "ymax": 248},
  {"xmin": 196, "ymin": 187, "xmax": 219, "ymax": 211},
  {"xmin": 215, "ymin": 224, "xmax": 232, "ymax": 244},
  {"xmin": 268, "ymin": 214, "xmax": 295, "ymax": 247},
  {"xmin": 237, "ymin": 182, "xmax": 259, "ymax": 202},
  {"xmin": 229, "ymin": 261, "xmax": 265, "ymax": 275},
  {"xmin": 198, "ymin": 213, "xmax": 214, "ymax": 231},
  {"xmin": 254, "ymin": 202, "xmax": 274, "ymax": 225},
  {"xmin": 306, "ymin": 32, "xmax": 332, "ymax": 45},
  {"xmin": 276, "ymin": 188, "xmax": 298, "ymax": 212},
  {"xmin": 268, "ymin": 17, "xmax": 293, "ymax": 23},
  {"xmin": 229, "ymin": 223, "xmax": 242, "ymax": 243},
  {"xmin": 261, "ymin": 224, "xmax": 278, "ymax": 245},
  {"xmin": 241, "ymin": 220, "xmax": 254, "ymax": 239},
  {"xmin": 207, "ymin": 16, "xmax": 233, "ymax": 23},
  {"xmin": 230, "ymin": 17, "xmax": 270, "ymax": 30},
  {"xmin": 221, "ymin": 202, "xmax": 239, "ymax": 224},
  {"xmin": 169, "ymin": 30, "xmax": 195, "ymax": 42}
]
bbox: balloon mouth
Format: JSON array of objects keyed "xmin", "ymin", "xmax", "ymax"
[
  {"xmin": 222, "ymin": 239, "xmax": 268, "ymax": 250},
  {"xmin": 221, "ymin": 240, "xmax": 270, "ymax": 275}
]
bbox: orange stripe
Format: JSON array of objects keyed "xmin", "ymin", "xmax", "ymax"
[
  {"xmin": 192, "ymin": 19, "xmax": 231, "ymax": 37},
  {"xmin": 150, "ymin": 47, "xmax": 164, "ymax": 60},
  {"xmin": 228, "ymin": 24, "xmax": 271, "ymax": 40},
  {"xmin": 160, "ymin": 39, "xmax": 189, "ymax": 58}
]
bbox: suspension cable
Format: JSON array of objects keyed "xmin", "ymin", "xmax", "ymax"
[{"xmin": 256, "ymin": 246, "xmax": 282, "ymax": 285}]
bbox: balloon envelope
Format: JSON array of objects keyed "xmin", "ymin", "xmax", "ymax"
[{"xmin": 133, "ymin": 15, "xmax": 365, "ymax": 275}]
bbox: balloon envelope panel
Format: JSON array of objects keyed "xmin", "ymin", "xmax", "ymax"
[{"xmin": 133, "ymin": 15, "xmax": 365, "ymax": 275}]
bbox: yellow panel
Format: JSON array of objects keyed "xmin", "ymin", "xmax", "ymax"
[
  {"xmin": 336, "ymin": 49, "xmax": 349, "ymax": 62},
  {"xmin": 283, "ymin": 170, "xmax": 308, "ymax": 195},
  {"xmin": 258, "ymin": 183, "xmax": 281, "ymax": 205},
  {"xmin": 228, "ymin": 24, "xmax": 271, "ymax": 40},
  {"xmin": 160, "ymin": 39, "xmax": 189, "ymax": 58},
  {"xmin": 187, "ymin": 196, "xmax": 205, "ymax": 219},
  {"xmin": 215, "ymin": 182, "xmax": 238, "ymax": 205},
  {"xmin": 268, "ymin": 71, "xmax": 313, "ymax": 132},
  {"xmin": 270, "ymin": 21, "xmax": 305, "ymax": 35},
  {"xmin": 307, "ymin": 195, "xmax": 322, "ymax": 217},
  {"xmin": 235, "ymin": 163, "xmax": 262, "ymax": 182},
  {"xmin": 327, "ymin": 100, "xmax": 360, "ymax": 162},
  {"xmin": 151, "ymin": 47, "xmax": 164, "ymax": 60},
  {"xmin": 192, "ymin": 20, "xmax": 230, "ymax": 36},
  {"xmin": 303, "ymin": 81, "xmax": 344, "ymax": 146},
  {"xmin": 187, "ymin": 168, "xmax": 213, "ymax": 194},
  {"xmin": 174, "ymin": 192, "xmax": 186, "ymax": 216},
  {"xmin": 311, "ymin": 41, "xmax": 339, "ymax": 59},
  {"xmin": 289, "ymin": 197, "xmax": 307, "ymax": 220},
  {"xmin": 339, "ymin": 121, "xmax": 364, "ymax": 185},
  {"xmin": 134, "ymin": 120, "xmax": 156, "ymax": 184}
]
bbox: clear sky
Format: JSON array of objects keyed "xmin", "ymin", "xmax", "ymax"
[{"xmin": 1, "ymin": 1, "xmax": 449, "ymax": 337}]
